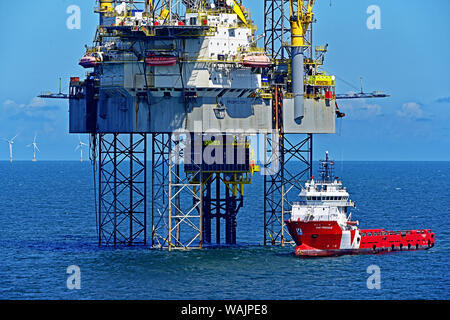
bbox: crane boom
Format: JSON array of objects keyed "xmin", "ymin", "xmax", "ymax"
[{"xmin": 230, "ymin": 0, "xmax": 249, "ymax": 27}]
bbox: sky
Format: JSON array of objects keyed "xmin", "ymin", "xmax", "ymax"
[{"xmin": 0, "ymin": 0, "xmax": 449, "ymax": 161}]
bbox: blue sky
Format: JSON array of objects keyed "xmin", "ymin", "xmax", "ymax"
[{"xmin": 1, "ymin": 0, "xmax": 449, "ymax": 161}]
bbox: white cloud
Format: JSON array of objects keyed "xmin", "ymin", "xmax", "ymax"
[
  {"xmin": 3, "ymin": 97, "xmax": 48, "ymax": 110},
  {"xmin": 28, "ymin": 97, "xmax": 47, "ymax": 108},
  {"xmin": 1, "ymin": 97, "xmax": 60, "ymax": 122},
  {"xmin": 337, "ymin": 94, "xmax": 383, "ymax": 120},
  {"xmin": 397, "ymin": 102, "xmax": 424, "ymax": 119}
]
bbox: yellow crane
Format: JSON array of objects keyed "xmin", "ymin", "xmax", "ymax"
[
  {"xmin": 147, "ymin": 0, "xmax": 154, "ymax": 13},
  {"xmin": 99, "ymin": 0, "xmax": 114, "ymax": 12},
  {"xmin": 229, "ymin": 0, "xmax": 249, "ymax": 27},
  {"xmin": 289, "ymin": 0, "xmax": 315, "ymax": 48}
]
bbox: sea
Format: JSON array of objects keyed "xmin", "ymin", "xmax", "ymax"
[{"xmin": 0, "ymin": 161, "xmax": 448, "ymax": 300}]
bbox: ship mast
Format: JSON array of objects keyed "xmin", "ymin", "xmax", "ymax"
[{"xmin": 319, "ymin": 151, "xmax": 335, "ymax": 182}]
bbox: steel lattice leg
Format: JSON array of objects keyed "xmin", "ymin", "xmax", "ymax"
[
  {"xmin": 264, "ymin": 133, "xmax": 312, "ymax": 246},
  {"xmin": 98, "ymin": 133, "xmax": 147, "ymax": 246}
]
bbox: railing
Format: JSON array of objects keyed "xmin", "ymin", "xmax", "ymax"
[
  {"xmin": 293, "ymin": 200, "xmax": 354, "ymax": 207},
  {"xmin": 296, "ymin": 213, "xmax": 341, "ymax": 222}
]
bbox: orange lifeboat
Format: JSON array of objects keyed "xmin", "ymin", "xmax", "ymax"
[
  {"xmin": 79, "ymin": 52, "xmax": 103, "ymax": 68},
  {"xmin": 145, "ymin": 53, "xmax": 178, "ymax": 67},
  {"xmin": 242, "ymin": 53, "xmax": 271, "ymax": 68}
]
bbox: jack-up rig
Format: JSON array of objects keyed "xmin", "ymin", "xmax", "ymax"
[{"xmin": 40, "ymin": 0, "xmax": 388, "ymax": 249}]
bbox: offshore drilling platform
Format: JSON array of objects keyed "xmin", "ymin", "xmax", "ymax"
[{"xmin": 41, "ymin": 0, "xmax": 387, "ymax": 249}]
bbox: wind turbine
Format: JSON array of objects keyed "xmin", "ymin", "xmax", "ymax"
[
  {"xmin": 27, "ymin": 133, "xmax": 40, "ymax": 162},
  {"xmin": 4, "ymin": 134, "xmax": 19, "ymax": 163},
  {"xmin": 75, "ymin": 135, "xmax": 88, "ymax": 162}
]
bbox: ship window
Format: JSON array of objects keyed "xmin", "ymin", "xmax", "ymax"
[
  {"xmin": 382, "ymin": 232, "xmax": 387, "ymax": 235},
  {"xmin": 361, "ymin": 233, "xmax": 366, "ymax": 237},
  {"xmin": 367, "ymin": 233, "xmax": 372, "ymax": 236}
]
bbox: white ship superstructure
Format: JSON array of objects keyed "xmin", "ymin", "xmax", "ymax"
[{"xmin": 291, "ymin": 151, "xmax": 357, "ymax": 230}]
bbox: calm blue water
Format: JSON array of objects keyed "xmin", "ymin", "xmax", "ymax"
[{"xmin": 0, "ymin": 161, "xmax": 449, "ymax": 300}]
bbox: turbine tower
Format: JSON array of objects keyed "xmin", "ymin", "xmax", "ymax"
[
  {"xmin": 27, "ymin": 133, "xmax": 40, "ymax": 162},
  {"xmin": 76, "ymin": 135, "xmax": 88, "ymax": 162},
  {"xmin": 4, "ymin": 134, "xmax": 19, "ymax": 163}
]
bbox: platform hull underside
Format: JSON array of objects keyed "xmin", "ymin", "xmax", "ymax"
[{"xmin": 69, "ymin": 94, "xmax": 336, "ymax": 134}]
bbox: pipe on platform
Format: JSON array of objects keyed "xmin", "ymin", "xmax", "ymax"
[{"xmin": 292, "ymin": 46, "xmax": 305, "ymax": 124}]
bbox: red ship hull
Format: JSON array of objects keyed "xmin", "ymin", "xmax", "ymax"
[{"xmin": 285, "ymin": 220, "xmax": 435, "ymax": 257}]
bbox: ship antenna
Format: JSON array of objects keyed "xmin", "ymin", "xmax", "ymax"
[{"xmin": 320, "ymin": 151, "xmax": 334, "ymax": 182}]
